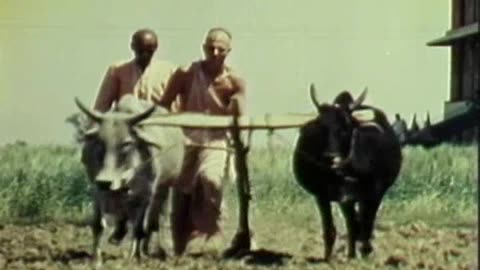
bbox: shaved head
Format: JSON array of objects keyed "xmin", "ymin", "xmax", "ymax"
[
  {"xmin": 202, "ymin": 27, "xmax": 232, "ymax": 69},
  {"xmin": 205, "ymin": 27, "xmax": 232, "ymax": 42},
  {"xmin": 130, "ymin": 28, "xmax": 158, "ymax": 70},
  {"xmin": 131, "ymin": 28, "xmax": 158, "ymax": 45}
]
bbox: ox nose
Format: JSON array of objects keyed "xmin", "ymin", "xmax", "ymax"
[{"xmin": 96, "ymin": 181, "xmax": 112, "ymax": 191}]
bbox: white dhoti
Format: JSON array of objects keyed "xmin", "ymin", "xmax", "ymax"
[{"xmin": 170, "ymin": 61, "xmax": 234, "ymax": 254}]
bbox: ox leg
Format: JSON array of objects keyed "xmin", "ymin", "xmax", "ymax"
[
  {"xmin": 143, "ymin": 186, "xmax": 170, "ymax": 259},
  {"xmin": 315, "ymin": 197, "xmax": 336, "ymax": 261},
  {"xmin": 357, "ymin": 197, "xmax": 382, "ymax": 258},
  {"xmin": 171, "ymin": 190, "xmax": 194, "ymax": 256},
  {"xmin": 140, "ymin": 232, "xmax": 153, "ymax": 259},
  {"xmin": 339, "ymin": 202, "xmax": 358, "ymax": 259},
  {"xmin": 108, "ymin": 216, "xmax": 128, "ymax": 245},
  {"xmin": 129, "ymin": 205, "xmax": 148, "ymax": 261},
  {"xmin": 91, "ymin": 201, "xmax": 104, "ymax": 266}
]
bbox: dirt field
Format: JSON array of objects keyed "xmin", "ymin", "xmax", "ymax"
[
  {"xmin": 0, "ymin": 145, "xmax": 476, "ymax": 269},
  {"xmin": 0, "ymin": 218, "xmax": 476, "ymax": 270}
]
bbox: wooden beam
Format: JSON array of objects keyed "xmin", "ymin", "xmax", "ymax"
[
  {"xmin": 427, "ymin": 22, "xmax": 479, "ymax": 46},
  {"xmin": 222, "ymin": 100, "xmax": 253, "ymax": 258},
  {"xmin": 139, "ymin": 112, "xmax": 317, "ymax": 130}
]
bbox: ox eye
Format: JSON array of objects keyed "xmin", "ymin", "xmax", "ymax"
[
  {"xmin": 117, "ymin": 141, "xmax": 134, "ymax": 165},
  {"xmin": 119, "ymin": 141, "xmax": 134, "ymax": 152}
]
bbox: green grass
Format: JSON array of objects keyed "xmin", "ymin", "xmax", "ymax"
[
  {"xmin": 0, "ymin": 143, "xmax": 91, "ymax": 223},
  {"xmin": 230, "ymin": 143, "xmax": 477, "ymax": 228},
  {"xmin": 0, "ymin": 142, "xmax": 476, "ymax": 269},
  {"xmin": 0, "ymin": 141, "xmax": 476, "ymax": 227}
]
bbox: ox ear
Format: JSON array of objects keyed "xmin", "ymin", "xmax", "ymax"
[
  {"xmin": 349, "ymin": 87, "xmax": 368, "ymax": 110},
  {"xmin": 82, "ymin": 125, "xmax": 100, "ymax": 138},
  {"xmin": 132, "ymin": 126, "xmax": 162, "ymax": 150},
  {"xmin": 309, "ymin": 83, "xmax": 322, "ymax": 112},
  {"xmin": 80, "ymin": 125, "xmax": 98, "ymax": 135},
  {"xmin": 127, "ymin": 105, "xmax": 156, "ymax": 126},
  {"xmin": 74, "ymin": 97, "xmax": 103, "ymax": 123}
]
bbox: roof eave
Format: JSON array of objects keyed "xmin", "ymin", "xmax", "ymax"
[{"xmin": 427, "ymin": 22, "xmax": 479, "ymax": 46}]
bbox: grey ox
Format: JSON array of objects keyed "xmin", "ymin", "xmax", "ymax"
[
  {"xmin": 292, "ymin": 85, "xmax": 402, "ymax": 261},
  {"xmin": 75, "ymin": 94, "xmax": 185, "ymax": 264}
]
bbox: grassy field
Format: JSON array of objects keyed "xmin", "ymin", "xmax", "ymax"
[{"xmin": 0, "ymin": 142, "xmax": 477, "ymax": 269}]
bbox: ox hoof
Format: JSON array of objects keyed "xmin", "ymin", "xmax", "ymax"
[
  {"xmin": 222, "ymin": 231, "xmax": 251, "ymax": 259},
  {"xmin": 94, "ymin": 261, "xmax": 103, "ymax": 270},
  {"xmin": 360, "ymin": 243, "xmax": 373, "ymax": 258},
  {"xmin": 151, "ymin": 247, "xmax": 167, "ymax": 260},
  {"xmin": 108, "ymin": 233, "xmax": 126, "ymax": 246},
  {"xmin": 128, "ymin": 252, "xmax": 142, "ymax": 262},
  {"xmin": 92, "ymin": 256, "xmax": 103, "ymax": 269},
  {"xmin": 346, "ymin": 252, "xmax": 356, "ymax": 260},
  {"xmin": 108, "ymin": 227, "xmax": 127, "ymax": 246},
  {"xmin": 108, "ymin": 237, "xmax": 122, "ymax": 246}
]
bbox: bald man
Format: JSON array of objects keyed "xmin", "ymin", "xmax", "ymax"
[
  {"xmin": 89, "ymin": 28, "xmax": 176, "ymax": 248},
  {"xmin": 159, "ymin": 27, "xmax": 247, "ymax": 255},
  {"xmin": 94, "ymin": 28, "xmax": 177, "ymax": 112}
]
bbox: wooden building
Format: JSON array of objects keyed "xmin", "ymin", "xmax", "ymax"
[{"xmin": 427, "ymin": 0, "xmax": 479, "ymax": 142}]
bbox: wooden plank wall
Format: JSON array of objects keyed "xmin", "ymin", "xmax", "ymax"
[
  {"xmin": 460, "ymin": 0, "xmax": 479, "ymax": 101},
  {"xmin": 463, "ymin": 0, "xmax": 478, "ymax": 24},
  {"xmin": 474, "ymin": 39, "xmax": 480, "ymax": 102},
  {"xmin": 450, "ymin": 0, "xmax": 479, "ymax": 141},
  {"xmin": 450, "ymin": 0, "xmax": 462, "ymax": 102},
  {"xmin": 451, "ymin": 0, "xmax": 479, "ymax": 102}
]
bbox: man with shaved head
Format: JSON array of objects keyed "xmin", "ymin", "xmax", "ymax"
[
  {"xmin": 93, "ymin": 28, "xmax": 177, "ymax": 112},
  {"xmin": 159, "ymin": 27, "xmax": 247, "ymax": 255},
  {"xmin": 88, "ymin": 28, "xmax": 177, "ymax": 246}
]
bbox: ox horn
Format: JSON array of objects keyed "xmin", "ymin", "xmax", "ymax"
[
  {"xmin": 74, "ymin": 97, "xmax": 102, "ymax": 123},
  {"xmin": 309, "ymin": 83, "xmax": 321, "ymax": 112},
  {"xmin": 349, "ymin": 87, "xmax": 368, "ymax": 110},
  {"xmin": 127, "ymin": 105, "xmax": 156, "ymax": 125}
]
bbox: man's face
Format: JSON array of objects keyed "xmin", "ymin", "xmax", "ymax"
[
  {"xmin": 202, "ymin": 31, "xmax": 231, "ymax": 66},
  {"xmin": 132, "ymin": 33, "xmax": 158, "ymax": 67}
]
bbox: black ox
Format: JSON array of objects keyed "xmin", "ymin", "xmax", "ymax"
[{"xmin": 292, "ymin": 84, "xmax": 402, "ymax": 260}]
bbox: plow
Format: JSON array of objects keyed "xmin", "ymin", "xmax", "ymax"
[{"xmin": 138, "ymin": 99, "xmax": 318, "ymax": 258}]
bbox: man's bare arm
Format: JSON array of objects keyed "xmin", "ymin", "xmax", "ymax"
[
  {"xmin": 93, "ymin": 65, "xmax": 119, "ymax": 112},
  {"xmin": 227, "ymin": 75, "xmax": 247, "ymax": 116},
  {"xmin": 158, "ymin": 66, "xmax": 189, "ymax": 111},
  {"xmin": 151, "ymin": 63, "xmax": 177, "ymax": 106}
]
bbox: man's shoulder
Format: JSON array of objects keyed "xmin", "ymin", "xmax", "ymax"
[
  {"xmin": 106, "ymin": 59, "xmax": 134, "ymax": 72},
  {"xmin": 171, "ymin": 62, "xmax": 197, "ymax": 78},
  {"xmin": 110, "ymin": 59, "xmax": 133, "ymax": 68},
  {"xmin": 182, "ymin": 61, "xmax": 201, "ymax": 73},
  {"xmin": 224, "ymin": 65, "xmax": 243, "ymax": 79},
  {"xmin": 226, "ymin": 68, "xmax": 246, "ymax": 88}
]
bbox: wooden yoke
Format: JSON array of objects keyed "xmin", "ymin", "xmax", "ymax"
[{"xmin": 223, "ymin": 98, "xmax": 253, "ymax": 258}]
